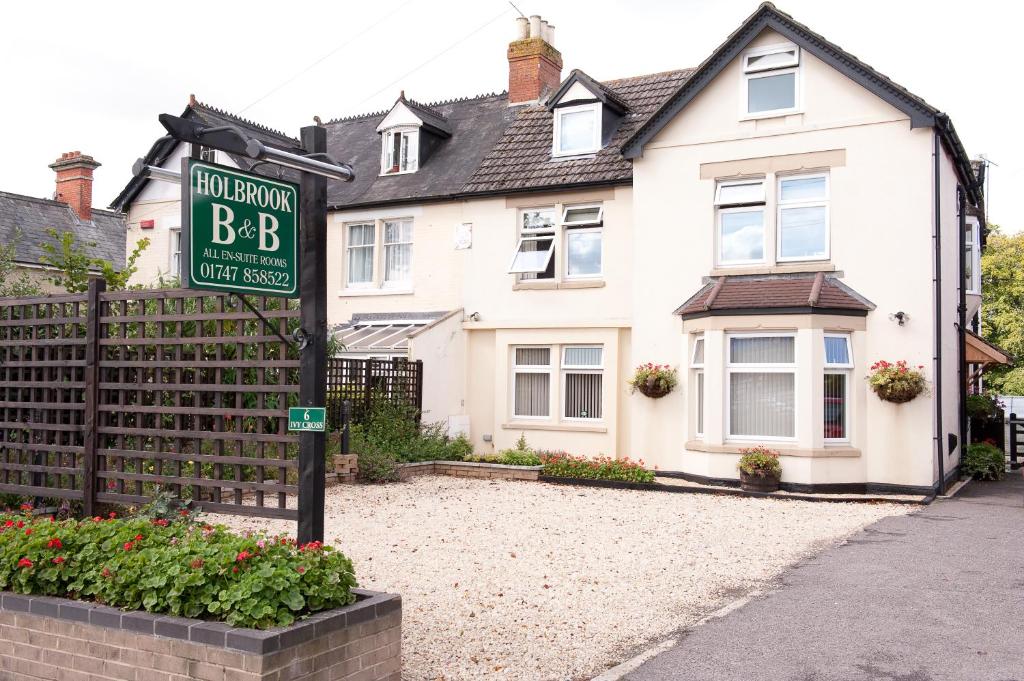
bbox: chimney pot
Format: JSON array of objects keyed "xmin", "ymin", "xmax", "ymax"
[
  {"xmin": 529, "ymin": 15, "xmax": 541, "ymax": 38},
  {"xmin": 507, "ymin": 14, "xmax": 563, "ymax": 105},
  {"xmin": 515, "ymin": 16, "xmax": 529, "ymax": 40},
  {"xmin": 49, "ymin": 151, "xmax": 101, "ymax": 222}
]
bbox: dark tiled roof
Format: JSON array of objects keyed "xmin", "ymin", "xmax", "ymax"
[
  {"xmin": 675, "ymin": 273, "xmax": 874, "ymax": 319},
  {"xmin": 324, "ymin": 93, "xmax": 510, "ymax": 209},
  {"xmin": 401, "ymin": 97, "xmax": 453, "ymax": 136},
  {"xmin": 0, "ymin": 191, "xmax": 126, "ymax": 269},
  {"xmin": 462, "ymin": 69, "xmax": 692, "ymax": 195},
  {"xmin": 110, "ymin": 99, "xmax": 303, "ymax": 211}
]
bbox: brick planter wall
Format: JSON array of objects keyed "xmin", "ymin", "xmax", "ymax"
[
  {"xmin": 0, "ymin": 588, "xmax": 400, "ymax": 681},
  {"xmin": 395, "ymin": 460, "xmax": 542, "ymax": 482}
]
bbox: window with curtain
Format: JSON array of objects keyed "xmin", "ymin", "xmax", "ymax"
[
  {"xmin": 563, "ymin": 346, "xmax": 603, "ymax": 420},
  {"xmin": 824, "ymin": 334, "xmax": 852, "ymax": 441},
  {"xmin": 383, "ymin": 219, "xmax": 413, "ymax": 286},
  {"xmin": 778, "ymin": 174, "xmax": 829, "ymax": 261},
  {"xmin": 716, "ymin": 179, "xmax": 766, "ymax": 266},
  {"xmin": 346, "ymin": 223, "xmax": 375, "ymax": 286},
  {"xmin": 691, "ymin": 335, "xmax": 705, "ymax": 437},
  {"xmin": 513, "ymin": 347, "xmax": 552, "ymax": 418},
  {"xmin": 381, "ymin": 129, "xmax": 418, "ymax": 174},
  {"xmin": 727, "ymin": 334, "xmax": 796, "ymax": 439}
]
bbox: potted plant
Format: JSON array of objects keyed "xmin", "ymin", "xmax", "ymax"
[
  {"xmin": 628, "ymin": 363, "xmax": 677, "ymax": 399},
  {"xmin": 738, "ymin": 446, "xmax": 782, "ymax": 492},
  {"xmin": 868, "ymin": 360, "xmax": 927, "ymax": 403}
]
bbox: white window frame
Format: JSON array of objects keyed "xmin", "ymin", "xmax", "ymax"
[
  {"xmin": 509, "ymin": 235, "xmax": 557, "ymax": 274},
  {"xmin": 561, "ymin": 345, "xmax": 604, "ymax": 422},
  {"xmin": 169, "ymin": 227, "xmax": 181, "ymax": 278},
  {"xmin": 510, "ymin": 207, "xmax": 557, "ymax": 278},
  {"xmin": 380, "ymin": 127, "xmax": 419, "ymax": 175},
  {"xmin": 562, "ymin": 204, "xmax": 604, "ymax": 280},
  {"xmin": 776, "ymin": 172, "xmax": 830, "ymax": 262},
  {"xmin": 691, "ymin": 335, "xmax": 705, "ymax": 438},
  {"xmin": 511, "ymin": 346, "xmax": 554, "ymax": 420},
  {"xmin": 823, "ymin": 333, "xmax": 853, "ymax": 444},
  {"xmin": 552, "ymin": 103, "xmax": 601, "ymax": 157},
  {"xmin": 725, "ymin": 332, "xmax": 798, "ymax": 442},
  {"xmin": 382, "ymin": 219, "xmax": 414, "ymax": 288},
  {"xmin": 965, "ymin": 216, "xmax": 981, "ymax": 294},
  {"xmin": 714, "ymin": 179, "xmax": 766, "ymax": 206},
  {"xmin": 717, "ymin": 205, "xmax": 767, "ymax": 267},
  {"xmin": 345, "ymin": 222, "xmax": 377, "ymax": 288},
  {"xmin": 741, "ymin": 43, "xmax": 801, "ymax": 119},
  {"xmin": 561, "ymin": 204, "xmax": 604, "ymax": 226}
]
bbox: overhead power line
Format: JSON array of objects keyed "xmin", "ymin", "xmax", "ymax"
[{"xmin": 238, "ymin": 0, "xmax": 417, "ymax": 114}]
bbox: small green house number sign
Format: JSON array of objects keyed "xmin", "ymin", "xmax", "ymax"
[{"xmin": 288, "ymin": 407, "xmax": 326, "ymax": 432}]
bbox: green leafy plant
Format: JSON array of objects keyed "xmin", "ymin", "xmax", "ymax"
[
  {"xmin": 962, "ymin": 442, "xmax": 1006, "ymax": 481},
  {"xmin": 628, "ymin": 363, "xmax": 677, "ymax": 397},
  {"xmin": 867, "ymin": 360, "xmax": 927, "ymax": 403},
  {"xmin": 463, "ymin": 451, "xmax": 542, "ymax": 466},
  {"xmin": 966, "ymin": 394, "xmax": 1004, "ymax": 420},
  {"xmin": 39, "ymin": 229, "xmax": 149, "ymax": 293},
  {"xmin": 0, "ymin": 230, "xmax": 43, "ymax": 297},
  {"xmin": 738, "ymin": 446, "xmax": 782, "ymax": 478},
  {"xmin": 355, "ymin": 444, "xmax": 401, "ymax": 483},
  {"xmin": 539, "ymin": 452, "xmax": 655, "ymax": 483},
  {"xmin": 348, "ymin": 401, "xmax": 473, "ymax": 473},
  {"xmin": 0, "ymin": 510, "xmax": 356, "ymax": 629}
]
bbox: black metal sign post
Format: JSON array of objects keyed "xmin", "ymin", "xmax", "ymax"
[
  {"xmin": 297, "ymin": 125, "xmax": 327, "ymax": 545},
  {"xmin": 151, "ymin": 114, "xmax": 353, "ymax": 544}
]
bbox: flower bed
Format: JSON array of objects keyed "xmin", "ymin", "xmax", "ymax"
[
  {"xmin": 539, "ymin": 452, "xmax": 656, "ymax": 484},
  {"xmin": 0, "ymin": 508, "xmax": 356, "ymax": 629}
]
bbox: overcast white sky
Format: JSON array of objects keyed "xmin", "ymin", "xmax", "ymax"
[{"xmin": 1, "ymin": 0, "xmax": 1020, "ymax": 231}]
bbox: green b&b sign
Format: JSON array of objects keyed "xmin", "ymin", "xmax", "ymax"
[{"xmin": 182, "ymin": 159, "xmax": 299, "ymax": 297}]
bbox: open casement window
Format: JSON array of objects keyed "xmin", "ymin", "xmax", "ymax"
[
  {"xmin": 381, "ymin": 128, "xmax": 418, "ymax": 174},
  {"xmin": 823, "ymin": 334, "xmax": 852, "ymax": 442},
  {"xmin": 553, "ymin": 103, "xmax": 601, "ymax": 157},
  {"xmin": 716, "ymin": 179, "xmax": 766, "ymax": 266},
  {"xmin": 512, "ymin": 347, "xmax": 552, "ymax": 418},
  {"xmin": 726, "ymin": 334, "xmax": 796, "ymax": 440},
  {"xmin": 562, "ymin": 346, "xmax": 603, "ymax": 420},
  {"xmin": 563, "ymin": 205, "xmax": 603, "ymax": 279},
  {"xmin": 346, "ymin": 223, "xmax": 376, "ymax": 286},
  {"xmin": 691, "ymin": 335, "xmax": 705, "ymax": 438},
  {"xmin": 743, "ymin": 44, "xmax": 799, "ymax": 116},
  {"xmin": 965, "ymin": 218, "xmax": 981, "ymax": 294},
  {"xmin": 383, "ymin": 219, "xmax": 413, "ymax": 287},
  {"xmin": 777, "ymin": 173, "xmax": 829, "ymax": 261},
  {"xmin": 510, "ymin": 208, "xmax": 556, "ymax": 279}
]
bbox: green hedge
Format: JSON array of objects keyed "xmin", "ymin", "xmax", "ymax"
[
  {"xmin": 963, "ymin": 442, "xmax": 1006, "ymax": 481},
  {"xmin": 0, "ymin": 510, "xmax": 356, "ymax": 629}
]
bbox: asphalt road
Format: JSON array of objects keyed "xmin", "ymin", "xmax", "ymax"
[{"xmin": 626, "ymin": 474, "xmax": 1024, "ymax": 681}]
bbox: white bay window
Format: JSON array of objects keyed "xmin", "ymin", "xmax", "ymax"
[
  {"xmin": 823, "ymin": 334, "xmax": 852, "ymax": 442},
  {"xmin": 726, "ymin": 334, "xmax": 796, "ymax": 440}
]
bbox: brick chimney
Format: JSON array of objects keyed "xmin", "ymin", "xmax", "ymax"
[
  {"xmin": 49, "ymin": 151, "xmax": 101, "ymax": 222},
  {"xmin": 507, "ymin": 15, "xmax": 562, "ymax": 105}
]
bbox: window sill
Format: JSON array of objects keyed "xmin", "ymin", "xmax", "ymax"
[
  {"xmin": 684, "ymin": 440, "xmax": 860, "ymax": 458},
  {"xmin": 739, "ymin": 109, "xmax": 803, "ymax": 122},
  {"xmin": 338, "ymin": 287, "xmax": 413, "ymax": 297},
  {"xmin": 513, "ymin": 279, "xmax": 605, "ymax": 291},
  {"xmin": 710, "ymin": 263, "xmax": 836, "ymax": 277},
  {"xmin": 503, "ymin": 421, "xmax": 608, "ymax": 434}
]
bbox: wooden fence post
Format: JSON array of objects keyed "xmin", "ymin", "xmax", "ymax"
[{"xmin": 81, "ymin": 278, "xmax": 105, "ymax": 517}]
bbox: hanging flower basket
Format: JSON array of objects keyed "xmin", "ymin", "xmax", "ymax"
[
  {"xmin": 868, "ymin": 360, "xmax": 927, "ymax": 404},
  {"xmin": 629, "ymin": 363, "xmax": 677, "ymax": 399}
]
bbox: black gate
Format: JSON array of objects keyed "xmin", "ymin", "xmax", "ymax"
[{"xmin": 1009, "ymin": 413, "xmax": 1024, "ymax": 469}]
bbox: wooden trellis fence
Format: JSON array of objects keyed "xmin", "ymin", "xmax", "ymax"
[
  {"xmin": 326, "ymin": 357, "xmax": 423, "ymax": 429},
  {"xmin": 0, "ymin": 280, "xmax": 301, "ymax": 519}
]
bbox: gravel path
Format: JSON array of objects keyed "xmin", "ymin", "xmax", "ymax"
[{"xmin": 212, "ymin": 476, "xmax": 911, "ymax": 681}]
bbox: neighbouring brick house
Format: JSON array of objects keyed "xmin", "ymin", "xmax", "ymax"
[
  {"xmin": 0, "ymin": 152, "xmax": 126, "ymax": 292},
  {"xmin": 114, "ymin": 3, "xmax": 1006, "ymax": 495}
]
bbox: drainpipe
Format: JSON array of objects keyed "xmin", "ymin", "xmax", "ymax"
[
  {"xmin": 958, "ymin": 185, "xmax": 968, "ymax": 467},
  {"xmin": 933, "ymin": 128, "xmax": 945, "ymax": 494}
]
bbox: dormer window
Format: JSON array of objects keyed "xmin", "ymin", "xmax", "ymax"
[
  {"xmin": 743, "ymin": 44, "xmax": 800, "ymax": 117},
  {"xmin": 553, "ymin": 103, "xmax": 601, "ymax": 157},
  {"xmin": 381, "ymin": 128, "xmax": 418, "ymax": 174}
]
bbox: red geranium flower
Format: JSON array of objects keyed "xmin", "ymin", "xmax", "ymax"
[
  {"xmin": 17, "ymin": 558, "xmax": 32, "ymax": 569},
  {"xmin": 47, "ymin": 538, "xmax": 62, "ymax": 550},
  {"xmin": 52, "ymin": 556, "xmax": 65, "ymax": 565},
  {"xmin": 134, "ymin": 534, "xmax": 143, "ymax": 541},
  {"xmin": 236, "ymin": 551, "xmax": 251, "ymax": 562},
  {"xmin": 190, "ymin": 558, "xmax": 204, "ymax": 569},
  {"xmin": 108, "ymin": 512, "xmax": 117, "ymax": 519},
  {"xmin": 19, "ymin": 504, "xmax": 32, "ymax": 511},
  {"xmin": 123, "ymin": 542, "xmax": 133, "ymax": 552},
  {"xmin": 16, "ymin": 521, "xmax": 24, "ymax": 529},
  {"xmin": 24, "ymin": 529, "xmax": 32, "ymax": 537}
]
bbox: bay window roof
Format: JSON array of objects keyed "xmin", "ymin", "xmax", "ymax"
[{"xmin": 674, "ymin": 272, "xmax": 874, "ymax": 320}]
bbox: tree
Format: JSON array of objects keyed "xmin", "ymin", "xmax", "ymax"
[
  {"xmin": 978, "ymin": 227, "xmax": 1024, "ymax": 394},
  {"xmin": 0, "ymin": 230, "xmax": 43, "ymax": 297},
  {"xmin": 38, "ymin": 229, "xmax": 149, "ymax": 293}
]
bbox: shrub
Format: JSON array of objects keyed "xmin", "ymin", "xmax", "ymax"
[
  {"xmin": 966, "ymin": 393, "xmax": 1004, "ymax": 420},
  {"xmin": 348, "ymin": 401, "xmax": 472, "ymax": 468},
  {"xmin": 868, "ymin": 360, "xmax": 927, "ymax": 403},
  {"xmin": 963, "ymin": 442, "xmax": 1005, "ymax": 481},
  {"xmin": 0, "ymin": 511, "xmax": 356, "ymax": 629},
  {"xmin": 737, "ymin": 446, "xmax": 782, "ymax": 478},
  {"xmin": 540, "ymin": 452, "xmax": 655, "ymax": 484},
  {"xmin": 356, "ymin": 444, "xmax": 401, "ymax": 483}
]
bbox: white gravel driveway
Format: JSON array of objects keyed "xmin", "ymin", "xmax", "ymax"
[{"xmin": 214, "ymin": 476, "xmax": 911, "ymax": 681}]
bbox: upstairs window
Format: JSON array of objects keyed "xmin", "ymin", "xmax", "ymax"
[
  {"xmin": 716, "ymin": 179, "xmax": 766, "ymax": 266},
  {"xmin": 509, "ymin": 208, "xmax": 556, "ymax": 280},
  {"xmin": 346, "ymin": 223, "xmax": 376, "ymax": 286},
  {"xmin": 743, "ymin": 44, "xmax": 799, "ymax": 116},
  {"xmin": 965, "ymin": 218, "xmax": 980, "ymax": 294},
  {"xmin": 553, "ymin": 103, "xmax": 601, "ymax": 156},
  {"xmin": 777, "ymin": 173, "xmax": 829, "ymax": 261},
  {"xmin": 563, "ymin": 205, "xmax": 603, "ymax": 278},
  {"xmin": 381, "ymin": 128, "xmax": 418, "ymax": 174},
  {"xmin": 383, "ymin": 219, "xmax": 413, "ymax": 286}
]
